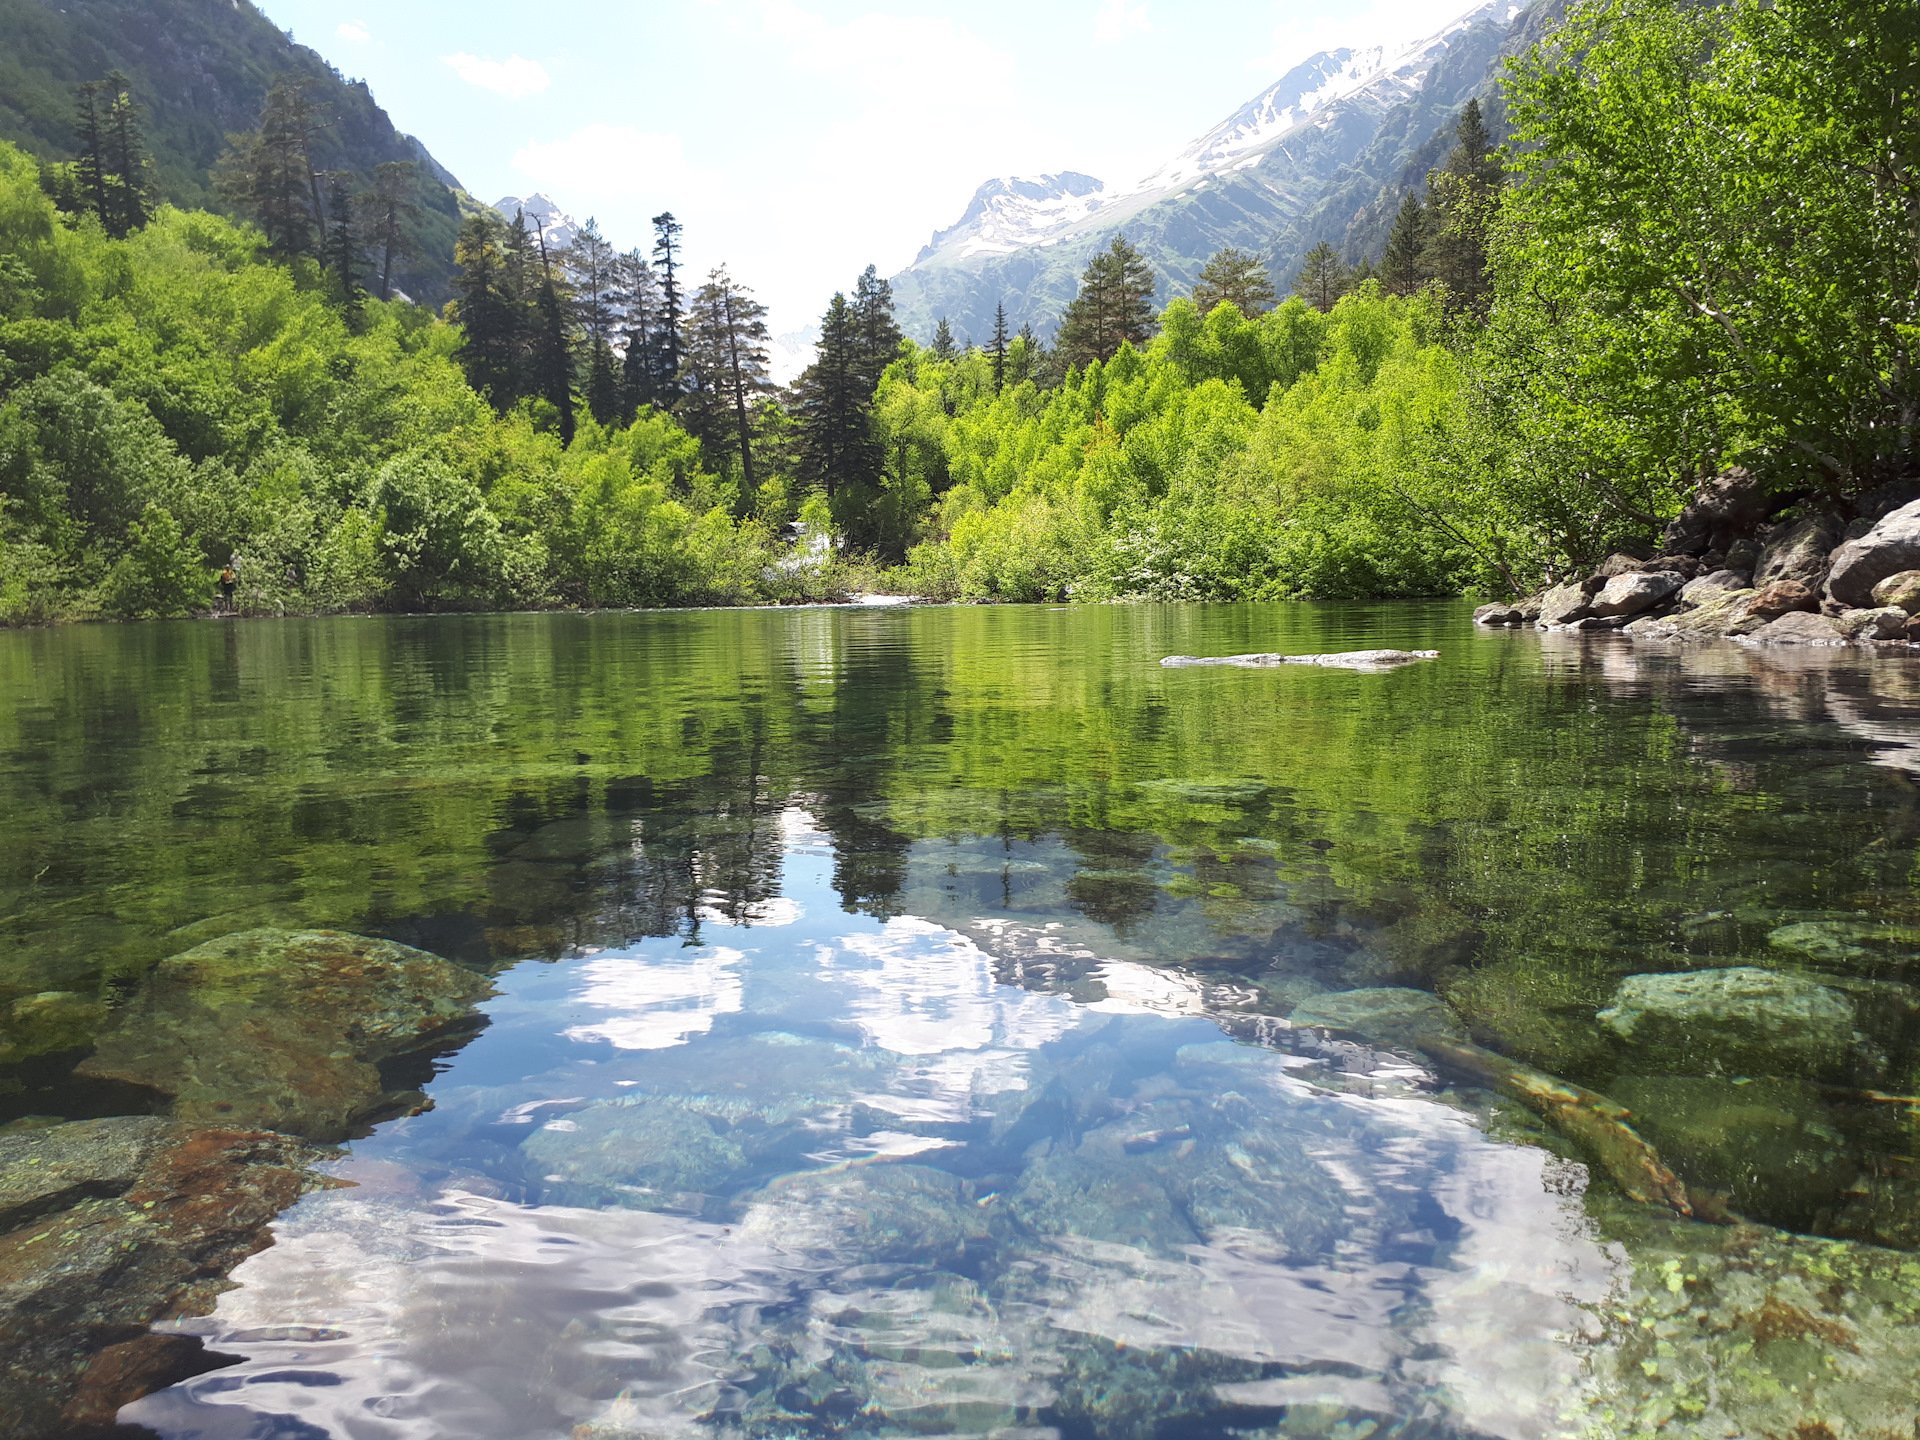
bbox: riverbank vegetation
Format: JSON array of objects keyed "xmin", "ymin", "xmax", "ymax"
[{"xmin": 0, "ymin": 0, "xmax": 1911, "ymax": 621}]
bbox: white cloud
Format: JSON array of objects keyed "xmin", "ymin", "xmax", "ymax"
[
  {"xmin": 335, "ymin": 20, "xmax": 371, "ymax": 44},
  {"xmin": 441, "ymin": 52, "xmax": 551, "ymax": 100},
  {"xmin": 719, "ymin": 1, "xmax": 1012, "ymax": 86},
  {"xmin": 1253, "ymin": 0, "xmax": 1459, "ymax": 71},
  {"xmin": 512, "ymin": 124, "xmax": 702, "ymax": 206},
  {"xmin": 1093, "ymin": 0, "xmax": 1151, "ymax": 46}
]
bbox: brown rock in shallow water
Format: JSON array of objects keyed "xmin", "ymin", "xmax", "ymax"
[
  {"xmin": 77, "ymin": 929, "xmax": 492, "ymax": 1142},
  {"xmin": 0, "ymin": 1120, "xmax": 325, "ymax": 1437}
]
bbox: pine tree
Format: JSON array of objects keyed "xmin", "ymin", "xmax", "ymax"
[
  {"xmin": 1420, "ymin": 99, "xmax": 1504, "ymax": 315},
  {"xmin": 451, "ymin": 213, "xmax": 517, "ymax": 406},
  {"xmin": 365, "ymin": 161, "xmax": 418, "ymax": 301},
  {"xmin": 851, "ymin": 264, "xmax": 903, "ymax": 392},
  {"xmin": 1055, "ymin": 237, "xmax": 1158, "ymax": 369},
  {"xmin": 932, "ymin": 317, "xmax": 957, "ymax": 361},
  {"xmin": 1292, "ymin": 241, "xmax": 1348, "ymax": 311},
  {"xmin": 217, "ymin": 79, "xmax": 326, "ymax": 259},
  {"xmin": 101, "ymin": 74, "xmax": 149, "ymax": 237},
  {"xmin": 617, "ymin": 249, "xmax": 658, "ymax": 419},
  {"xmin": 500, "ymin": 210, "xmax": 539, "ymax": 406},
  {"xmin": 651, "ymin": 212, "xmax": 685, "ymax": 407},
  {"xmin": 535, "ymin": 220, "xmax": 576, "ymax": 446},
  {"xmin": 1381, "ymin": 190, "xmax": 1427, "ymax": 297},
  {"xmin": 1191, "ymin": 247, "xmax": 1276, "ymax": 316},
  {"xmin": 684, "ymin": 266, "xmax": 773, "ymax": 503},
  {"xmin": 568, "ymin": 218, "xmax": 623, "ymax": 425},
  {"xmin": 989, "ymin": 301, "xmax": 1010, "ymax": 395},
  {"xmin": 72, "ymin": 81, "xmax": 110, "ymax": 231},
  {"xmin": 796, "ymin": 292, "xmax": 880, "ymax": 507},
  {"xmin": 323, "ymin": 171, "xmax": 361, "ymax": 316}
]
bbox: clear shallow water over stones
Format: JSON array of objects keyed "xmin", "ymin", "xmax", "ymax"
[{"xmin": 5, "ymin": 604, "xmax": 1920, "ymax": 1435}]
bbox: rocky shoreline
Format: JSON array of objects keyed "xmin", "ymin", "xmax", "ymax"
[{"xmin": 1475, "ymin": 471, "xmax": 1920, "ymax": 646}]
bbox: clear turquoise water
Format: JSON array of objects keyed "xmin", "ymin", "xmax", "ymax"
[{"xmin": 5, "ymin": 603, "xmax": 1920, "ymax": 1437}]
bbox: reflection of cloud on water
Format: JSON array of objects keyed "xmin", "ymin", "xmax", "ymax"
[
  {"xmin": 696, "ymin": 894, "xmax": 804, "ymax": 928},
  {"xmin": 823, "ymin": 917, "xmax": 1079, "ymax": 1120},
  {"xmin": 562, "ymin": 947, "xmax": 745, "ymax": 1051},
  {"xmin": 126, "ymin": 1187, "xmax": 790, "ymax": 1440}
]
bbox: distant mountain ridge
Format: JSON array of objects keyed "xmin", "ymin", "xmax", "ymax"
[
  {"xmin": 0, "ymin": 0, "xmax": 472, "ymax": 303},
  {"xmin": 891, "ymin": 0, "xmax": 1550, "ymax": 345}
]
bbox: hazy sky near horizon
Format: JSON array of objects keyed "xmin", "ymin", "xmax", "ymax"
[{"xmin": 256, "ymin": 0, "xmax": 1474, "ymax": 337}]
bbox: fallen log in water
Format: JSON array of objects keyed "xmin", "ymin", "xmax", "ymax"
[{"xmin": 1161, "ymin": 649, "xmax": 1440, "ymax": 671}]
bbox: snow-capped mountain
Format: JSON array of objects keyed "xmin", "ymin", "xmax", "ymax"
[
  {"xmin": 892, "ymin": 0, "xmax": 1553, "ymax": 345},
  {"xmin": 915, "ymin": 173, "xmax": 1108, "ymax": 263},
  {"xmin": 493, "ymin": 193, "xmax": 581, "ymax": 253}
]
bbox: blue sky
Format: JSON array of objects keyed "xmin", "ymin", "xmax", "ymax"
[{"xmin": 258, "ymin": 0, "xmax": 1475, "ymax": 337}]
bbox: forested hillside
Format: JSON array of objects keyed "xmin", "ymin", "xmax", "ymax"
[
  {"xmin": 1, "ymin": 0, "xmax": 1911, "ymax": 625},
  {"xmin": 0, "ymin": 0, "xmax": 465, "ymax": 303}
]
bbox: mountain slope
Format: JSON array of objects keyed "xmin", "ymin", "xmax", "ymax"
[
  {"xmin": 0, "ymin": 0, "xmax": 469, "ymax": 304},
  {"xmin": 892, "ymin": 0, "xmax": 1547, "ymax": 345}
]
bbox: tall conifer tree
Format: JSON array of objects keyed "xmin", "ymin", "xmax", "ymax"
[{"xmin": 651, "ymin": 212, "xmax": 685, "ymax": 406}]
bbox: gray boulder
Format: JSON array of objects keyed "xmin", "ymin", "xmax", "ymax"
[
  {"xmin": 1678, "ymin": 570, "xmax": 1751, "ymax": 604},
  {"xmin": 1870, "ymin": 569, "xmax": 1920, "ymax": 612},
  {"xmin": 1661, "ymin": 467, "xmax": 1772, "ymax": 555},
  {"xmin": 1590, "ymin": 571, "xmax": 1685, "ymax": 618},
  {"xmin": 1827, "ymin": 498, "xmax": 1920, "ymax": 606},
  {"xmin": 1597, "ymin": 966, "xmax": 1868, "ymax": 1079},
  {"xmin": 1739, "ymin": 611, "xmax": 1852, "ymax": 646},
  {"xmin": 1835, "ymin": 606, "xmax": 1910, "ymax": 641},
  {"xmin": 1536, "ymin": 582, "xmax": 1593, "ymax": 627},
  {"xmin": 1623, "ymin": 587, "xmax": 1760, "ymax": 640},
  {"xmin": 1473, "ymin": 603, "xmax": 1524, "ymax": 626},
  {"xmin": 1754, "ymin": 515, "xmax": 1841, "ymax": 590}
]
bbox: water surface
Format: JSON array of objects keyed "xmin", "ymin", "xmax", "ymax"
[{"xmin": 5, "ymin": 603, "xmax": 1920, "ymax": 1436}]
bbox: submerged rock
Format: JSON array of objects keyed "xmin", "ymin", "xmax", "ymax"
[
  {"xmin": 1576, "ymin": 1196, "xmax": 1920, "ymax": 1440},
  {"xmin": 736, "ymin": 1164, "xmax": 991, "ymax": 1268},
  {"xmin": 76, "ymin": 928, "xmax": 492, "ymax": 1142},
  {"xmin": 0, "ymin": 989, "xmax": 109, "ymax": 1066},
  {"xmin": 0, "ymin": 1118, "xmax": 325, "ymax": 1436},
  {"xmin": 1597, "ymin": 966, "xmax": 1869, "ymax": 1080},
  {"xmin": 1159, "ymin": 649, "xmax": 1439, "ymax": 671},
  {"xmin": 1288, "ymin": 986, "xmax": 1467, "ymax": 1048},
  {"xmin": 1608, "ymin": 1075, "xmax": 1855, "ymax": 1223},
  {"xmin": 1769, "ymin": 917, "xmax": 1920, "ymax": 966},
  {"xmin": 522, "ymin": 1095, "xmax": 750, "ymax": 1210}
]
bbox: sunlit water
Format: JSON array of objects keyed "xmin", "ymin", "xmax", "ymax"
[{"xmin": 6, "ymin": 603, "xmax": 1920, "ymax": 1436}]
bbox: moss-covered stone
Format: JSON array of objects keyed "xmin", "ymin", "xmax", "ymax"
[{"xmin": 75, "ymin": 928, "xmax": 491, "ymax": 1142}]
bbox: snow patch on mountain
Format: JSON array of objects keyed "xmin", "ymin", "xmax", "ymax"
[
  {"xmin": 914, "ymin": 173, "xmax": 1108, "ymax": 264},
  {"xmin": 911, "ymin": 0, "xmax": 1522, "ymax": 270},
  {"xmin": 493, "ymin": 193, "xmax": 580, "ymax": 253}
]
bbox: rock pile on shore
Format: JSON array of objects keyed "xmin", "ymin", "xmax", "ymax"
[{"xmin": 1475, "ymin": 471, "xmax": 1920, "ymax": 645}]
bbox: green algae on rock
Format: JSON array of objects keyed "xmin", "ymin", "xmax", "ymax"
[
  {"xmin": 1597, "ymin": 967, "xmax": 1871, "ymax": 1081},
  {"xmin": 76, "ymin": 929, "xmax": 492, "ymax": 1142}
]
